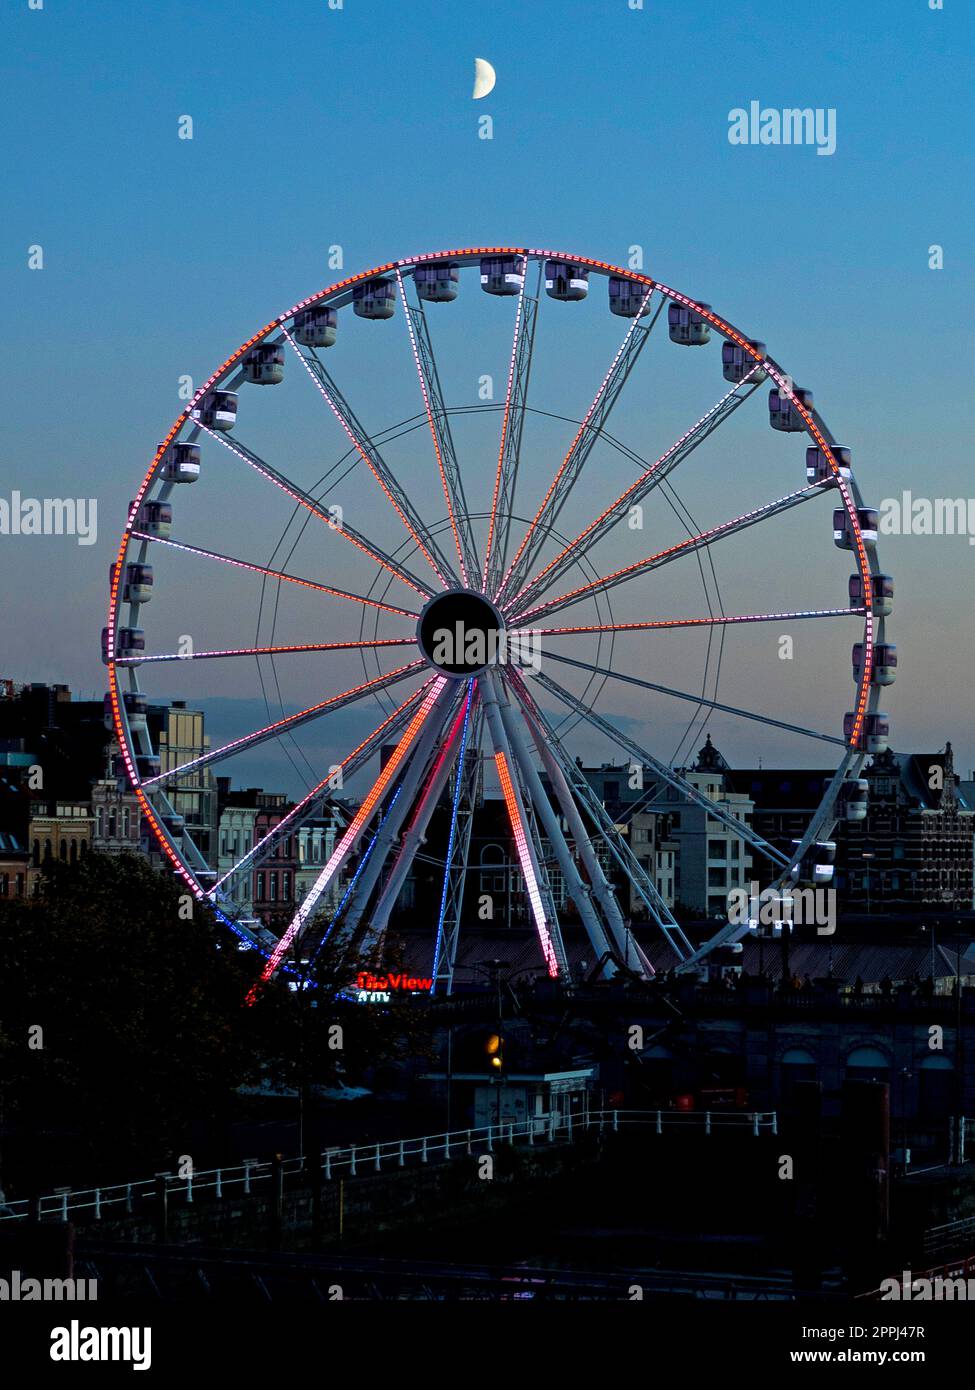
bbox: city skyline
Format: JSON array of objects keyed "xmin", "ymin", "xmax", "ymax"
[{"xmin": 2, "ymin": 0, "xmax": 974, "ymax": 782}]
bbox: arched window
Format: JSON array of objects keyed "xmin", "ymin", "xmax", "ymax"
[
  {"xmin": 43, "ymin": 839, "xmax": 53, "ymax": 862},
  {"xmin": 780, "ymin": 1047, "xmax": 818, "ymax": 1103},
  {"xmin": 69, "ymin": 838, "xmax": 78, "ymax": 864},
  {"xmin": 32, "ymin": 839, "xmax": 40, "ymax": 866},
  {"xmin": 846, "ymin": 1045, "xmax": 890, "ymax": 1084},
  {"xmin": 480, "ymin": 843, "xmax": 507, "ymax": 894},
  {"xmin": 59, "ymin": 839, "xmax": 67, "ymax": 862}
]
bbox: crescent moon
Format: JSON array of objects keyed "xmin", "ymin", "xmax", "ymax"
[{"xmin": 473, "ymin": 57, "xmax": 496, "ymax": 100}]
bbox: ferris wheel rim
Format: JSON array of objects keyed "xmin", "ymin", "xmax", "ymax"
[{"xmin": 104, "ymin": 245, "xmax": 886, "ymax": 978}]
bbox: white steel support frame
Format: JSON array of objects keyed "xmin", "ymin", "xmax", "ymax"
[
  {"xmin": 514, "ymin": 674, "xmax": 690, "ymax": 964},
  {"xmin": 106, "ymin": 247, "xmax": 886, "ymax": 991},
  {"xmin": 509, "ymin": 670, "xmax": 659, "ymax": 974},
  {"xmin": 497, "ymin": 675, "xmax": 620, "ymax": 978},
  {"xmin": 432, "ymin": 704, "xmax": 482, "ymax": 993},
  {"xmin": 356, "ymin": 688, "xmax": 474, "ymax": 959},
  {"xmin": 479, "ymin": 670, "xmax": 569, "ymax": 979},
  {"xmin": 327, "ymin": 682, "xmax": 461, "ymax": 957}
]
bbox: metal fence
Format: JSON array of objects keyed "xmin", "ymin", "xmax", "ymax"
[{"xmin": 0, "ymin": 1107, "xmax": 777, "ymax": 1224}]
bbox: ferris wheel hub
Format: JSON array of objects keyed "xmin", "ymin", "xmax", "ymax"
[{"xmin": 417, "ymin": 588, "xmax": 507, "ymax": 677}]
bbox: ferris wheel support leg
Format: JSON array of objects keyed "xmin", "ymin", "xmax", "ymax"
[
  {"xmin": 357, "ymin": 688, "xmax": 473, "ymax": 960},
  {"xmin": 515, "ymin": 680, "xmax": 692, "ymax": 964},
  {"xmin": 497, "ymin": 678, "xmax": 619, "ymax": 979},
  {"xmin": 432, "ymin": 709, "xmax": 482, "ymax": 995},
  {"xmin": 327, "ymin": 685, "xmax": 460, "ymax": 958},
  {"xmin": 479, "ymin": 671, "xmax": 569, "ymax": 980},
  {"xmin": 510, "ymin": 674, "xmax": 651, "ymax": 978}
]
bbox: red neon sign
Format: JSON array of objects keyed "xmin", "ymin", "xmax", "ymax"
[{"xmin": 356, "ymin": 972, "xmax": 432, "ymax": 993}]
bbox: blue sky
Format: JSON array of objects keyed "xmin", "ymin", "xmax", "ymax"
[{"xmin": 2, "ymin": 0, "xmax": 973, "ymax": 790}]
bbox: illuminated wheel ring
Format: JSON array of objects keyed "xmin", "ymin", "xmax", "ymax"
[{"xmin": 105, "ymin": 247, "xmax": 890, "ymax": 986}]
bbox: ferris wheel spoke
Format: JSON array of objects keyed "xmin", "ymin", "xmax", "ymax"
[
  {"xmin": 141, "ymin": 660, "xmax": 425, "ymax": 787},
  {"xmin": 508, "ymin": 368, "xmax": 763, "ymax": 613},
  {"xmin": 496, "ymin": 672, "xmax": 625, "ymax": 976},
  {"xmin": 515, "ymin": 483, "xmax": 823, "ymax": 625},
  {"xmin": 479, "ymin": 671, "xmax": 568, "ymax": 978},
  {"xmin": 351, "ymin": 682, "xmax": 473, "ymax": 961},
  {"xmin": 539, "ymin": 647, "xmax": 847, "ymax": 747},
  {"xmin": 131, "ymin": 532, "xmax": 419, "ymax": 619},
  {"xmin": 127, "ymin": 637, "xmax": 416, "ymax": 665},
  {"xmin": 495, "ymin": 286, "xmax": 659, "ymax": 605},
  {"xmin": 196, "ymin": 420, "xmax": 435, "ymax": 600},
  {"xmin": 531, "ymin": 669, "xmax": 791, "ymax": 870},
  {"xmin": 508, "ymin": 669, "xmax": 688, "ymax": 965},
  {"xmin": 209, "ymin": 680, "xmax": 434, "ymax": 896},
  {"xmin": 431, "ymin": 690, "xmax": 480, "ymax": 992},
  {"xmin": 482, "ymin": 274, "xmax": 539, "ymax": 594},
  {"xmin": 538, "ymin": 606, "xmax": 865, "ymax": 639},
  {"xmin": 395, "ymin": 268, "xmax": 479, "ymax": 586},
  {"xmin": 250, "ymin": 678, "xmax": 454, "ymax": 994},
  {"xmin": 281, "ymin": 323, "xmax": 456, "ymax": 588}
]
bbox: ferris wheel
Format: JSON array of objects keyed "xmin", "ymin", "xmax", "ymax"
[{"xmin": 104, "ymin": 246, "xmax": 894, "ymax": 995}]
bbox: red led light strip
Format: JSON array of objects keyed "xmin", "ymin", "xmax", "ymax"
[
  {"xmin": 210, "ymin": 680, "xmax": 434, "ymax": 895},
  {"xmin": 142, "ymin": 661, "xmax": 423, "ymax": 787},
  {"xmin": 494, "ymin": 750, "xmax": 559, "ymax": 978},
  {"xmin": 250, "ymin": 677, "xmax": 448, "ymax": 997},
  {"xmin": 132, "ymin": 533, "xmax": 418, "ymax": 619}
]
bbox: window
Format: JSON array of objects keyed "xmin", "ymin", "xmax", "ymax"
[
  {"xmin": 270, "ymin": 872, "xmax": 278, "ymax": 901},
  {"xmin": 256, "ymin": 873, "xmax": 265, "ymax": 901},
  {"xmin": 708, "ymin": 839, "xmax": 726, "ymax": 859},
  {"xmin": 282, "ymin": 872, "xmax": 291, "ymax": 901}
]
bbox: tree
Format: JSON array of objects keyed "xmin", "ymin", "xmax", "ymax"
[{"xmin": 0, "ymin": 852, "xmax": 258, "ymax": 1190}]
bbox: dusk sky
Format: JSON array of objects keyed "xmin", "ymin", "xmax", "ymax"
[{"xmin": 3, "ymin": 0, "xmax": 974, "ymax": 798}]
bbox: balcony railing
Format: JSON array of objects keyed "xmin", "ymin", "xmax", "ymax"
[{"xmin": 0, "ymin": 1108, "xmax": 777, "ymax": 1225}]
